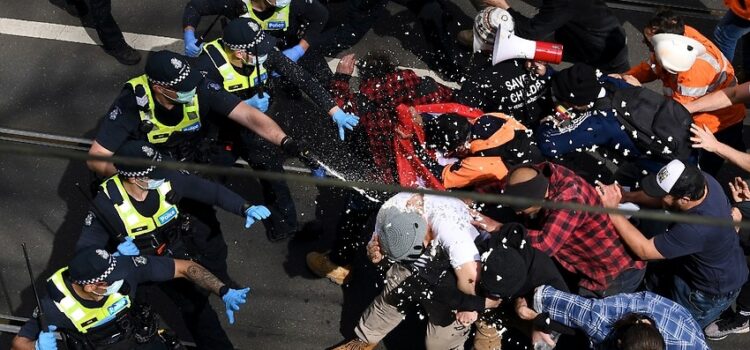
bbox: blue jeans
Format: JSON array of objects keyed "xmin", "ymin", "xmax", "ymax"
[
  {"xmin": 672, "ymin": 275, "xmax": 740, "ymax": 329},
  {"xmin": 714, "ymin": 10, "xmax": 750, "ymax": 67}
]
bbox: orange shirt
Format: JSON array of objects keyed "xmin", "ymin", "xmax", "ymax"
[{"xmin": 626, "ymin": 26, "xmax": 744, "ymax": 132}]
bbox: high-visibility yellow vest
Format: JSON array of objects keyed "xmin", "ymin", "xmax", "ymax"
[
  {"xmin": 49, "ymin": 267, "xmax": 131, "ymax": 333},
  {"xmin": 126, "ymin": 75, "xmax": 201, "ymax": 144},
  {"xmin": 203, "ymin": 39, "xmax": 268, "ymax": 93},
  {"xmin": 242, "ymin": 0, "xmax": 291, "ymax": 31},
  {"xmin": 101, "ymin": 175, "xmax": 179, "ymax": 238}
]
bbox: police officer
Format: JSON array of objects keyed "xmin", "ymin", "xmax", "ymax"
[
  {"xmin": 77, "ymin": 140, "xmax": 267, "ymax": 349},
  {"xmin": 86, "ymin": 50, "xmax": 309, "ymax": 276},
  {"xmin": 11, "ymin": 247, "xmax": 249, "ymax": 349},
  {"xmin": 182, "ymin": 0, "xmax": 328, "ymax": 63},
  {"xmin": 195, "ymin": 18, "xmax": 359, "ymax": 240}
]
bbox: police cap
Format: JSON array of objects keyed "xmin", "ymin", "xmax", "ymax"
[
  {"xmin": 222, "ymin": 18, "xmax": 276, "ymax": 55},
  {"xmin": 114, "ymin": 140, "xmax": 169, "ymax": 179},
  {"xmin": 145, "ymin": 50, "xmax": 202, "ymax": 92}
]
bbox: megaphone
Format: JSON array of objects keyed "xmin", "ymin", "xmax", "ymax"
[{"xmin": 492, "ymin": 27, "xmax": 564, "ymax": 65}]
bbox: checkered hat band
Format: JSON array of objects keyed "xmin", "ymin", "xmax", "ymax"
[
  {"xmin": 148, "ymin": 64, "xmax": 192, "ymax": 87},
  {"xmin": 226, "ymin": 31, "xmax": 266, "ymax": 51},
  {"xmin": 117, "ymin": 153, "xmax": 162, "ymax": 178},
  {"xmin": 73, "ymin": 256, "xmax": 117, "ymax": 285}
]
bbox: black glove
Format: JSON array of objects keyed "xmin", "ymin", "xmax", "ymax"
[{"xmin": 281, "ymin": 136, "xmax": 317, "ymax": 168}]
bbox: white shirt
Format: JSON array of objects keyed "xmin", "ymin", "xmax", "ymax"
[{"xmin": 375, "ymin": 192, "xmax": 481, "ymax": 268}]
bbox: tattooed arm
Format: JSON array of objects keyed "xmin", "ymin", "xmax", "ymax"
[{"xmin": 174, "ymin": 259, "xmax": 226, "ymax": 295}]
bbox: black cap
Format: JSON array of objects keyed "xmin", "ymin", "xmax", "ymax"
[
  {"xmin": 114, "ymin": 140, "xmax": 168, "ymax": 179},
  {"xmin": 222, "ymin": 18, "xmax": 276, "ymax": 55},
  {"xmin": 479, "ymin": 223, "xmax": 529, "ymax": 299},
  {"xmin": 145, "ymin": 50, "xmax": 202, "ymax": 92},
  {"xmin": 503, "ymin": 164, "xmax": 551, "ymax": 211},
  {"xmin": 69, "ymin": 248, "xmax": 134, "ymax": 285},
  {"xmin": 551, "ymin": 64, "xmax": 603, "ymax": 106}
]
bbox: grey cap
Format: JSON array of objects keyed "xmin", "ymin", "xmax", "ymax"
[{"xmin": 376, "ymin": 206, "xmax": 428, "ymax": 262}]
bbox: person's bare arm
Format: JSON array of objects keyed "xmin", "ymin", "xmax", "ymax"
[
  {"xmin": 620, "ymin": 190, "xmax": 662, "ymax": 209},
  {"xmin": 87, "ymin": 141, "xmax": 117, "ymax": 177},
  {"xmin": 454, "ymin": 260, "xmax": 481, "ymax": 296},
  {"xmin": 685, "ymin": 82, "xmax": 750, "ymax": 113},
  {"xmin": 227, "ymin": 103, "xmax": 287, "ymax": 146},
  {"xmin": 598, "ymin": 183, "xmax": 665, "ymax": 260},
  {"xmin": 691, "ymin": 123, "xmax": 750, "ymax": 172},
  {"xmin": 174, "ymin": 259, "xmax": 225, "ymax": 295}
]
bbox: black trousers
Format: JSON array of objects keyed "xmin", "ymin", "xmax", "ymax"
[
  {"xmin": 238, "ymin": 128, "xmax": 300, "ymax": 240},
  {"xmin": 329, "ymin": 191, "xmax": 381, "ymax": 267},
  {"xmin": 89, "ymin": 0, "xmax": 127, "ymax": 50}
]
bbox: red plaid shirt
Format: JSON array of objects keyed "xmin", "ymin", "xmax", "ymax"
[
  {"xmin": 330, "ymin": 70, "xmax": 455, "ymax": 183},
  {"xmin": 478, "ymin": 162, "xmax": 645, "ymax": 291},
  {"xmin": 528, "ymin": 162, "xmax": 645, "ymax": 291}
]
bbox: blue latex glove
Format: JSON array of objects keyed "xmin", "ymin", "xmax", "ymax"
[
  {"xmin": 35, "ymin": 325, "xmax": 57, "ymax": 350},
  {"xmin": 311, "ymin": 166, "xmax": 326, "ymax": 178},
  {"xmin": 115, "ymin": 237, "xmax": 139, "ymax": 256},
  {"xmin": 243, "ymin": 92, "xmax": 270, "ymax": 112},
  {"xmin": 245, "ymin": 205, "xmax": 271, "ymax": 228},
  {"xmin": 332, "ymin": 108, "xmax": 360, "ymax": 140},
  {"xmin": 282, "ymin": 45, "xmax": 305, "ymax": 62},
  {"xmin": 183, "ymin": 30, "xmax": 203, "ymax": 57},
  {"xmin": 222, "ymin": 287, "xmax": 250, "ymax": 324}
]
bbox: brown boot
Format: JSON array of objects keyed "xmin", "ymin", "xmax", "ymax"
[
  {"xmin": 306, "ymin": 251, "xmax": 351, "ymax": 285},
  {"xmin": 330, "ymin": 338, "xmax": 377, "ymax": 350},
  {"xmin": 474, "ymin": 321, "xmax": 502, "ymax": 350}
]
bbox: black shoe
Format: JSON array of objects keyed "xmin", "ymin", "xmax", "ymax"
[
  {"xmin": 704, "ymin": 312, "xmax": 750, "ymax": 340},
  {"xmin": 106, "ymin": 45, "xmax": 141, "ymax": 65}
]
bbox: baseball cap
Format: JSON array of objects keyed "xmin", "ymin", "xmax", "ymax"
[
  {"xmin": 222, "ymin": 18, "xmax": 276, "ymax": 56},
  {"xmin": 641, "ymin": 159, "xmax": 705, "ymax": 197},
  {"xmin": 68, "ymin": 248, "xmax": 135, "ymax": 285},
  {"xmin": 376, "ymin": 206, "xmax": 428, "ymax": 262},
  {"xmin": 473, "ymin": 7, "xmax": 514, "ymax": 52},
  {"xmin": 145, "ymin": 50, "xmax": 202, "ymax": 92},
  {"xmin": 114, "ymin": 140, "xmax": 169, "ymax": 179},
  {"xmin": 652, "ymin": 33, "xmax": 705, "ymax": 74}
]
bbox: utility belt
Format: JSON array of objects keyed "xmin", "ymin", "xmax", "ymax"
[
  {"xmin": 62, "ymin": 303, "xmax": 185, "ymax": 350},
  {"xmin": 132, "ymin": 215, "xmax": 200, "ymax": 262}
]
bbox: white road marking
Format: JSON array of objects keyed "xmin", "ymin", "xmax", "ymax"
[{"xmin": 0, "ymin": 17, "xmax": 459, "ymax": 88}]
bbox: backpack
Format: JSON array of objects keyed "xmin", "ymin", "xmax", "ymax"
[{"xmin": 611, "ymin": 86, "xmax": 693, "ymax": 162}]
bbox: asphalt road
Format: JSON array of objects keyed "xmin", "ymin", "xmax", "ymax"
[{"xmin": 0, "ymin": 0, "xmax": 748, "ymax": 349}]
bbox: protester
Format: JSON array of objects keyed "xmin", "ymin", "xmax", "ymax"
[
  {"xmin": 597, "ymin": 160, "xmax": 748, "ymax": 328},
  {"xmin": 516, "ymin": 285, "xmax": 710, "ymax": 350},
  {"xmin": 458, "ymin": 8, "xmax": 553, "ymax": 128},
  {"xmin": 332, "ymin": 192, "xmax": 482, "ymax": 349},
  {"xmin": 484, "ymin": 0, "xmax": 630, "ymax": 73},
  {"xmin": 615, "ymin": 11, "xmax": 745, "ymax": 174},
  {"xmin": 475, "ymin": 162, "xmax": 646, "ymax": 297}
]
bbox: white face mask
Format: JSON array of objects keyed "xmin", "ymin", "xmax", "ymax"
[
  {"xmin": 93, "ymin": 279, "xmax": 124, "ymax": 296},
  {"xmin": 270, "ymin": 0, "xmax": 291, "ymax": 7},
  {"xmin": 135, "ymin": 178, "xmax": 165, "ymax": 191},
  {"xmin": 242, "ymin": 52, "xmax": 268, "ymax": 67}
]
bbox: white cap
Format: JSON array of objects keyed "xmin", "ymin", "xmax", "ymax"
[
  {"xmin": 473, "ymin": 8, "xmax": 514, "ymax": 52},
  {"xmin": 651, "ymin": 33, "xmax": 706, "ymax": 74},
  {"xmin": 642, "ymin": 159, "xmax": 686, "ymax": 197}
]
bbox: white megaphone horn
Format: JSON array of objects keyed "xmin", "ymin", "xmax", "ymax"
[{"xmin": 492, "ymin": 27, "xmax": 564, "ymax": 65}]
